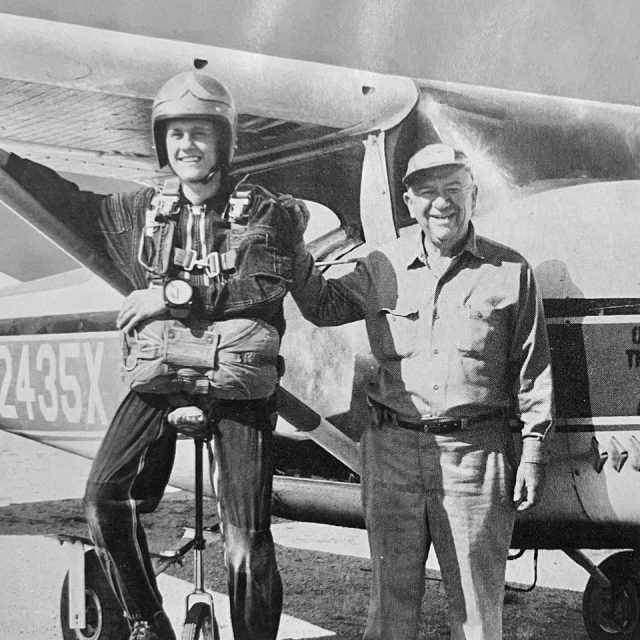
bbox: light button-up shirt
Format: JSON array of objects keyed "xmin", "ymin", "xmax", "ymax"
[{"xmin": 291, "ymin": 222, "xmax": 554, "ymax": 463}]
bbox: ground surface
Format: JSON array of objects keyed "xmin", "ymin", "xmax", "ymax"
[{"xmin": 0, "ymin": 492, "xmax": 591, "ymax": 640}]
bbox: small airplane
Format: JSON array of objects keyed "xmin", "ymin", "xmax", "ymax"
[{"xmin": 0, "ymin": 4, "xmax": 639, "ymax": 639}]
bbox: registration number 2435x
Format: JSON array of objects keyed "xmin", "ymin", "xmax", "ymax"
[{"xmin": 0, "ymin": 340, "xmax": 109, "ymax": 425}]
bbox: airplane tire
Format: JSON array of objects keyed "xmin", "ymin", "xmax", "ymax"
[
  {"xmin": 583, "ymin": 551, "xmax": 640, "ymax": 639},
  {"xmin": 181, "ymin": 602, "xmax": 219, "ymax": 640},
  {"xmin": 60, "ymin": 550, "xmax": 129, "ymax": 640}
]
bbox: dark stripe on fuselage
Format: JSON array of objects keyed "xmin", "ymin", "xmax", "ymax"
[
  {"xmin": 544, "ymin": 298, "xmax": 640, "ymax": 317},
  {"xmin": 0, "ymin": 311, "xmax": 118, "ymax": 336},
  {"xmin": 537, "ymin": 422, "xmax": 640, "ymax": 433}
]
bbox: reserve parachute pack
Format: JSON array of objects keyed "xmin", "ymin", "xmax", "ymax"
[{"xmin": 122, "ymin": 177, "xmax": 285, "ymax": 399}]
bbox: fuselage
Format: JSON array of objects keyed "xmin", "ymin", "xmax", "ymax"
[{"xmin": 2, "ymin": 177, "xmax": 640, "ymax": 550}]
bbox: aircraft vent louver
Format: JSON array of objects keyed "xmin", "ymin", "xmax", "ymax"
[
  {"xmin": 630, "ymin": 436, "xmax": 640, "ymax": 472},
  {"xmin": 590, "ymin": 436, "xmax": 608, "ymax": 474},
  {"xmin": 608, "ymin": 436, "xmax": 629, "ymax": 472}
]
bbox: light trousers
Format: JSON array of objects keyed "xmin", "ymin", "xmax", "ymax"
[{"xmin": 361, "ymin": 420, "xmax": 517, "ymax": 640}]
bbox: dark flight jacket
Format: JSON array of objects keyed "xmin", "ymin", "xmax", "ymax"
[{"xmin": 5, "ymin": 154, "xmax": 295, "ymax": 335}]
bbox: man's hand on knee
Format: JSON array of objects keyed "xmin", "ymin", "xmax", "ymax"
[{"xmin": 513, "ymin": 461, "xmax": 547, "ymax": 512}]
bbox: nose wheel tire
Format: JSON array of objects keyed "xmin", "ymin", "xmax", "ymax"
[
  {"xmin": 60, "ymin": 550, "xmax": 129, "ymax": 640},
  {"xmin": 181, "ymin": 602, "xmax": 219, "ymax": 640},
  {"xmin": 583, "ymin": 551, "xmax": 640, "ymax": 639}
]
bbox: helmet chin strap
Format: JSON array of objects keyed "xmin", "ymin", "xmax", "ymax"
[
  {"xmin": 201, "ymin": 164, "xmax": 222, "ymax": 184},
  {"xmin": 170, "ymin": 163, "xmax": 222, "ymax": 187}
]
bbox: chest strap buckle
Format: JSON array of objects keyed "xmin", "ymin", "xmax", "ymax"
[
  {"xmin": 173, "ymin": 248, "xmax": 197, "ymax": 271},
  {"xmin": 206, "ymin": 252, "xmax": 221, "ymax": 278},
  {"xmin": 228, "ymin": 190, "xmax": 252, "ymax": 223}
]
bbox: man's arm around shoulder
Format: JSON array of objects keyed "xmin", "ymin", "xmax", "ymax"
[{"xmin": 290, "ymin": 240, "xmax": 370, "ymax": 327}]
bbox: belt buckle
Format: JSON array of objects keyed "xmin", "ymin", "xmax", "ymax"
[{"xmin": 422, "ymin": 419, "xmax": 461, "ymax": 434}]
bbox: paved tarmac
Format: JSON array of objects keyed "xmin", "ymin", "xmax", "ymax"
[
  {"xmin": 0, "ymin": 430, "xmax": 332, "ymax": 639},
  {"xmin": 0, "ymin": 429, "xmax": 607, "ymax": 639}
]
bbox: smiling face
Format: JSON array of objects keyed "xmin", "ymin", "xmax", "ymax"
[
  {"xmin": 164, "ymin": 118, "xmax": 220, "ymax": 184},
  {"xmin": 403, "ymin": 165, "xmax": 477, "ymax": 253}
]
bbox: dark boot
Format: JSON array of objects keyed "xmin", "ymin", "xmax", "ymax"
[{"xmin": 128, "ymin": 610, "xmax": 176, "ymax": 640}]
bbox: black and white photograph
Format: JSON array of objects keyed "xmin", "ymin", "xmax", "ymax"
[{"xmin": 0, "ymin": 2, "xmax": 639, "ymax": 639}]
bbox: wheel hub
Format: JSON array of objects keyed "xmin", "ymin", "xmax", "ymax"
[
  {"xmin": 596, "ymin": 583, "xmax": 639, "ymax": 635},
  {"xmin": 75, "ymin": 587, "xmax": 103, "ymax": 640}
]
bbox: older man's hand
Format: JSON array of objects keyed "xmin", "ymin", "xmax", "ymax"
[
  {"xmin": 117, "ymin": 287, "xmax": 167, "ymax": 334},
  {"xmin": 513, "ymin": 462, "xmax": 547, "ymax": 512}
]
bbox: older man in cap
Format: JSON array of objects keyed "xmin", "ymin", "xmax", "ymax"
[{"xmin": 289, "ymin": 143, "xmax": 554, "ymax": 639}]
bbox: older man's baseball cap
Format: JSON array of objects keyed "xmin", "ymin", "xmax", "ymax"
[{"xmin": 403, "ymin": 143, "xmax": 469, "ymax": 185}]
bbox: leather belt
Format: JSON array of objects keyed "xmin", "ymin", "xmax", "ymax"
[
  {"xmin": 396, "ymin": 409, "xmax": 505, "ymax": 433},
  {"xmin": 368, "ymin": 398, "xmax": 505, "ymax": 434}
]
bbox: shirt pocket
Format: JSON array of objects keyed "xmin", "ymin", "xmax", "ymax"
[
  {"xmin": 376, "ymin": 303, "xmax": 421, "ymax": 359},
  {"xmin": 456, "ymin": 303, "xmax": 506, "ymax": 356}
]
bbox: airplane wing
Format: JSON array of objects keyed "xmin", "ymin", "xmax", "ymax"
[
  {"xmin": 415, "ymin": 78, "xmax": 640, "ymax": 189},
  {"xmin": 0, "ymin": 14, "xmax": 416, "ymax": 237},
  {"xmin": 1, "ymin": 13, "xmax": 640, "ymax": 239}
]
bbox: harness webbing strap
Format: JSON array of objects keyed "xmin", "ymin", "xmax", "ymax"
[{"xmin": 138, "ymin": 180, "xmax": 260, "ymax": 280}]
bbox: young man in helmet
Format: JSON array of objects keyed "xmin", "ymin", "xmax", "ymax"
[{"xmin": 0, "ymin": 70, "xmax": 306, "ymax": 640}]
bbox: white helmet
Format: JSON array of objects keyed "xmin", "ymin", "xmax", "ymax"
[{"xmin": 152, "ymin": 71, "xmax": 238, "ymax": 169}]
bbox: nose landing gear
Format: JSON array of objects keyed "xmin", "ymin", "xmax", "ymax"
[{"xmin": 60, "ymin": 549, "xmax": 129, "ymax": 640}]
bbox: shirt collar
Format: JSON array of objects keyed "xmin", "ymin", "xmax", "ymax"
[
  {"xmin": 178, "ymin": 175, "xmax": 233, "ymax": 216},
  {"xmin": 406, "ymin": 221, "xmax": 485, "ymax": 269}
]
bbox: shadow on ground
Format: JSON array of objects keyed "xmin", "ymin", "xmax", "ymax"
[{"xmin": 0, "ymin": 494, "xmax": 587, "ymax": 640}]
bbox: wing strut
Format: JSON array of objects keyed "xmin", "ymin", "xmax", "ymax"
[{"xmin": 277, "ymin": 387, "xmax": 361, "ymax": 475}]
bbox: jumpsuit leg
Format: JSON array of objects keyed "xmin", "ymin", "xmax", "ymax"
[
  {"xmin": 424, "ymin": 426, "xmax": 517, "ymax": 640},
  {"xmin": 83, "ymin": 391, "xmax": 175, "ymax": 625},
  {"xmin": 209, "ymin": 402, "xmax": 283, "ymax": 640},
  {"xmin": 360, "ymin": 424, "xmax": 430, "ymax": 640}
]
